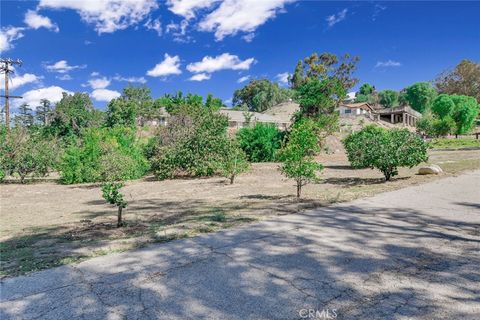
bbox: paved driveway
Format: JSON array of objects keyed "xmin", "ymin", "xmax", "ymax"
[{"xmin": 1, "ymin": 171, "xmax": 479, "ymax": 319}]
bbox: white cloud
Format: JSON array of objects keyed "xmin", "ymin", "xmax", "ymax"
[
  {"xmin": 88, "ymin": 77, "xmax": 110, "ymax": 89},
  {"xmin": 165, "ymin": 19, "xmax": 192, "ymax": 42},
  {"xmin": 91, "ymin": 88, "xmax": 121, "ymax": 102},
  {"xmin": 38, "ymin": 0, "xmax": 158, "ymax": 34},
  {"xmin": 56, "ymin": 74, "xmax": 73, "ymax": 81},
  {"xmin": 0, "ymin": 26, "xmax": 25, "ymax": 53},
  {"xmin": 24, "ymin": 10, "xmax": 59, "ymax": 32},
  {"xmin": 0, "ymin": 73, "xmax": 41, "ymax": 91},
  {"xmin": 113, "ymin": 75, "xmax": 147, "ymax": 84},
  {"xmin": 144, "ymin": 18, "xmax": 162, "ymax": 36},
  {"xmin": 14, "ymin": 86, "xmax": 72, "ymax": 109},
  {"xmin": 375, "ymin": 60, "xmax": 402, "ymax": 68},
  {"xmin": 187, "ymin": 53, "xmax": 255, "ymax": 74},
  {"xmin": 167, "ymin": 0, "xmax": 219, "ymax": 19},
  {"xmin": 198, "ymin": 0, "xmax": 295, "ymax": 41},
  {"xmin": 90, "ymin": 71, "xmax": 100, "ymax": 77},
  {"xmin": 45, "ymin": 60, "xmax": 86, "ymax": 73},
  {"xmin": 146, "ymin": 54, "xmax": 182, "ymax": 77},
  {"xmin": 326, "ymin": 8, "xmax": 348, "ymax": 28},
  {"xmin": 242, "ymin": 33, "xmax": 255, "ymax": 42},
  {"xmin": 188, "ymin": 73, "xmax": 211, "ymax": 81},
  {"xmin": 276, "ymin": 72, "xmax": 290, "ymax": 85},
  {"xmin": 237, "ymin": 75, "xmax": 250, "ymax": 83}
]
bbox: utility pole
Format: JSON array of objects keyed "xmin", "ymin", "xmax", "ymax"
[{"xmin": 1, "ymin": 58, "xmax": 23, "ymax": 130}]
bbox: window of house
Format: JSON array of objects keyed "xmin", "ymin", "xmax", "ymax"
[{"xmin": 344, "ymin": 109, "xmax": 352, "ymax": 114}]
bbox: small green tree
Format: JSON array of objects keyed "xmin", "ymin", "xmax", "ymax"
[
  {"xmin": 101, "ymin": 182, "xmax": 127, "ymax": 227},
  {"xmin": 379, "ymin": 90, "xmax": 399, "ymax": 108},
  {"xmin": 280, "ymin": 119, "xmax": 323, "ymax": 198},
  {"xmin": 343, "ymin": 126, "xmax": 428, "ymax": 181},
  {"xmin": 220, "ymin": 140, "xmax": 250, "ymax": 184}
]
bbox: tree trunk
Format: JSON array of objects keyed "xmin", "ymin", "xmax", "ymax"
[
  {"xmin": 117, "ymin": 206, "xmax": 123, "ymax": 227},
  {"xmin": 384, "ymin": 171, "xmax": 391, "ymax": 181},
  {"xmin": 296, "ymin": 180, "xmax": 302, "ymax": 198},
  {"xmin": 230, "ymin": 174, "xmax": 235, "ymax": 184}
]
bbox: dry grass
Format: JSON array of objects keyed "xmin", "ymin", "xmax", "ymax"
[{"xmin": 1, "ymin": 149, "xmax": 479, "ymax": 278}]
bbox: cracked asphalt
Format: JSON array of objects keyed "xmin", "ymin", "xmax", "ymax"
[{"xmin": 1, "ymin": 171, "xmax": 479, "ymax": 319}]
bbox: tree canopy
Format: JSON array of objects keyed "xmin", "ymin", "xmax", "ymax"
[
  {"xmin": 290, "ymin": 52, "xmax": 359, "ymax": 91},
  {"xmin": 344, "ymin": 126, "xmax": 428, "ymax": 181},
  {"xmin": 435, "ymin": 59, "xmax": 480, "ymax": 103},
  {"xmin": 233, "ymin": 79, "xmax": 292, "ymax": 112},
  {"xmin": 48, "ymin": 92, "xmax": 103, "ymax": 137},
  {"xmin": 405, "ymin": 82, "xmax": 437, "ymax": 113},
  {"xmin": 379, "ymin": 90, "xmax": 399, "ymax": 108}
]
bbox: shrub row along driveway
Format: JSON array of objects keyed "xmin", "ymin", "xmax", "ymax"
[{"xmin": 1, "ymin": 170, "xmax": 479, "ymax": 319}]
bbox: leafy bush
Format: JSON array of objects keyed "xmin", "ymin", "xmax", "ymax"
[
  {"xmin": 420, "ymin": 94, "xmax": 479, "ymax": 136},
  {"xmin": 280, "ymin": 119, "xmax": 323, "ymax": 197},
  {"xmin": 59, "ymin": 127, "xmax": 148, "ymax": 184},
  {"xmin": 150, "ymin": 104, "xmax": 230, "ymax": 180},
  {"xmin": 416, "ymin": 114, "xmax": 456, "ymax": 137},
  {"xmin": 236, "ymin": 123, "xmax": 284, "ymax": 162},
  {"xmin": 0, "ymin": 127, "xmax": 59, "ymax": 183},
  {"xmin": 219, "ymin": 139, "xmax": 250, "ymax": 184},
  {"xmin": 343, "ymin": 126, "xmax": 428, "ymax": 181}
]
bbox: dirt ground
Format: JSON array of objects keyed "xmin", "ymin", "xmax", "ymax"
[{"xmin": 1, "ymin": 149, "xmax": 479, "ymax": 277}]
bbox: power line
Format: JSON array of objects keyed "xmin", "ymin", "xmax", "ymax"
[{"xmin": 0, "ymin": 58, "xmax": 23, "ymax": 130}]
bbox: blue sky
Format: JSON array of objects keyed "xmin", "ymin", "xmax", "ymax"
[{"xmin": 1, "ymin": 0, "xmax": 479, "ymax": 109}]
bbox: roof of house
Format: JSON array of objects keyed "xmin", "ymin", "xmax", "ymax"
[
  {"xmin": 340, "ymin": 102, "xmax": 374, "ymax": 112},
  {"xmin": 219, "ymin": 109, "xmax": 288, "ymax": 124},
  {"xmin": 262, "ymin": 102, "xmax": 300, "ymax": 122},
  {"xmin": 375, "ymin": 105, "xmax": 422, "ymax": 117}
]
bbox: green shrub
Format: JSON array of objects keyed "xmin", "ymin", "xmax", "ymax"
[
  {"xmin": 59, "ymin": 127, "xmax": 148, "ymax": 184},
  {"xmin": 343, "ymin": 126, "xmax": 428, "ymax": 181},
  {"xmin": 236, "ymin": 123, "xmax": 284, "ymax": 162},
  {"xmin": 0, "ymin": 127, "xmax": 59, "ymax": 183},
  {"xmin": 150, "ymin": 104, "xmax": 231, "ymax": 180}
]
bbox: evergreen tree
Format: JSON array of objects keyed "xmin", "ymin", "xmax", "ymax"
[
  {"xmin": 36, "ymin": 99, "xmax": 52, "ymax": 126},
  {"xmin": 290, "ymin": 60, "xmax": 305, "ymax": 89},
  {"xmin": 14, "ymin": 103, "xmax": 34, "ymax": 128}
]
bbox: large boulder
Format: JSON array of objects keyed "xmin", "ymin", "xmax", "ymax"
[{"xmin": 418, "ymin": 164, "xmax": 443, "ymax": 175}]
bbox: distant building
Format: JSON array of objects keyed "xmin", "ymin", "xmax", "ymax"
[
  {"xmin": 337, "ymin": 102, "xmax": 374, "ymax": 118},
  {"xmin": 373, "ymin": 105, "xmax": 421, "ymax": 127},
  {"xmin": 219, "ymin": 109, "xmax": 289, "ymax": 131}
]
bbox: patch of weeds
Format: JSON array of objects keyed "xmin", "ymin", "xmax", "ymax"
[{"xmin": 210, "ymin": 210, "xmax": 227, "ymax": 222}]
